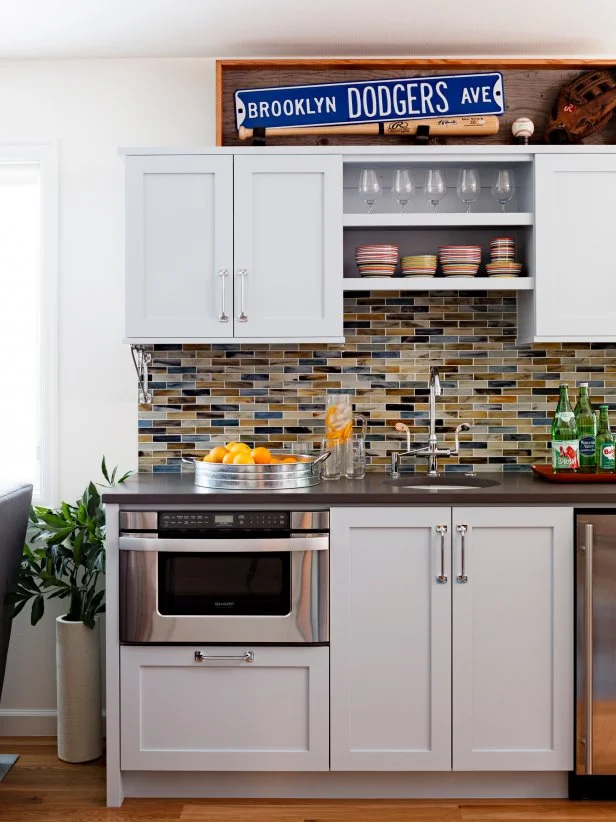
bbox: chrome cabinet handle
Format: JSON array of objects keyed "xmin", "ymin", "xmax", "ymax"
[
  {"xmin": 456, "ymin": 524, "xmax": 468, "ymax": 583},
  {"xmin": 237, "ymin": 269, "xmax": 248, "ymax": 322},
  {"xmin": 217, "ymin": 269, "xmax": 229, "ymax": 322},
  {"xmin": 436, "ymin": 524, "xmax": 448, "ymax": 584},
  {"xmin": 582, "ymin": 523, "xmax": 594, "ymax": 774},
  {"xmin": 194, "ymin": 650, "xmax": 254, "ymax": 664}
]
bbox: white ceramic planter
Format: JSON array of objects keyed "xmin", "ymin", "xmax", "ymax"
[{"xmin": 55, "ymin": 616, "xmax": 102, "ymax": 763}]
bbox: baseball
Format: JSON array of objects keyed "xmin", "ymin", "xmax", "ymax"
[{"xmin": 512, "ymin": 117, "xmax": 535, "ymax": 144}]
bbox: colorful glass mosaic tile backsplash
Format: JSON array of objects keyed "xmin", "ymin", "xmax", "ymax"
[{"xmin": 138, "ymin": 292, "xmax": 616, "ymax": 474}]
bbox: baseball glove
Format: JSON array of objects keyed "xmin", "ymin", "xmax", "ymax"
[{"xmin": 545, "ymin": 70, "xmax": 616, "ymax": 144}]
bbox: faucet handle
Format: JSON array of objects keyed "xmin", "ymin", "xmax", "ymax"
[
  {"xmin": 452, "ymin": 423, "xmax": 471, "ymax": 455},
  {"xmin": 395, "ymin": 422, "xmax": 411, "ymax": 453}
]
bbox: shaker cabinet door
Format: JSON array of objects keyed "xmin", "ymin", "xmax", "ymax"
[
  {"xmin": 330, "ymin": 507, "xmax": 452, "ymax": 771},
  {"xmin": 120, "ymin": 645, "xmax": 329, "ymax": 771},
  {"xmin": 233, "ymin": 155, "xmax": 343, "ymax": 340},
  {"xmin": 451, "ymin": 506, "xmax": 574, "ymax": 771},
  {"xmin": 125, "ymin": 154, "xmax": 234, "ymax": 339},
  {"xmin": 534, "ymin": 154, "xmax": 616, "ymax": 341}
]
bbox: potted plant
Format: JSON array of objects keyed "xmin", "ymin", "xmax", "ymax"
[{"xmin": 7, "ymin": 458, "xmax": 131, "ymax": 763}]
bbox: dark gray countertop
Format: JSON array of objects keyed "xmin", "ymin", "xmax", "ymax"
[{"xmin": 102, "ymin": 471, "xmax": 616, "ymax": 506}]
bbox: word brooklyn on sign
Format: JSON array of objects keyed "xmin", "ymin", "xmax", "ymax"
[{"xmin": 235, "ymin": 72, "xmax": 505, "ymax": 132}]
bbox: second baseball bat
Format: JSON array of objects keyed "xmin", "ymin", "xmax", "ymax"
[{"xmin": 238, "ymin": 115, "xmax": 499, "ymax": 140}]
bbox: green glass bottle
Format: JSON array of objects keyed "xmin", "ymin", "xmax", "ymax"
[
  {"xmin": 596, "ymin": 405, "xmax": 615, "ymax": 473},
  {"xmin": 551, "ymin": 384, "xmax": 579, "ymax": 473},
  {"xmin": 574, "ymin": 383, "xmax": 597, "ymax": 473}
]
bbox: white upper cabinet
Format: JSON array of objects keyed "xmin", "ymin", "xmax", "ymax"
[
  {"xmin": 451, "ymin": 506, "xmax": 573, "ymax": 771},
  {"xmin": 532, "ymin": 153, "xmax": 616, "ymax": 342},
  {"xmin": 125, "ymin": 154, "xmax": 234, "ymax": 339},
  {"xmin": 233, "ymin": 155, "xmax": 343, "ymax": 339},
  {"xmin": 330, "ymin": 507, "xmax": 452, "ymax": 771},
  {"xmin": 124, "ymin": 152, "xmax": 343, "ymax": 342}
]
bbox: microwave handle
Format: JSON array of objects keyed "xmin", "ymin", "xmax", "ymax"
[{"xmin": 118, "ymin": 535, "xmax": 329, "ymax": 553}]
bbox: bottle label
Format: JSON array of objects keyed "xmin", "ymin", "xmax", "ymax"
[
  {"xmin": 552, "ymin": 440, "xmax": 579, "ymax": 470},
  {"xmin": 600, "ymin": 444, "xmax": 615, "ymax": 470},
  {"xmin": 579, "ymin": 435, "xmax": 597, "ymax": 459}
]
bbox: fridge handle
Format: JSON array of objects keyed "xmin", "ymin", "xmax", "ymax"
[{"xmin": 583, "ymin": 522, "xmax": 594, "ymax": 775}]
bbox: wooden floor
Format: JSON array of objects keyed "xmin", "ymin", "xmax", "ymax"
[{"xmin": 3, "ymin": 738, "xmax": 616, "ymax": 821}]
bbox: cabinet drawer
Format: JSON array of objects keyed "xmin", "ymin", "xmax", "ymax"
[{"xmin": 120, "ymin": 645, "xmax": 329, "ymax": 771}]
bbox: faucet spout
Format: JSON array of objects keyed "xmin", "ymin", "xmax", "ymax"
[
  {"xmin": 429, "ymin": 367, "xmax": 441, "ymax": 446},
  {"xmin": 390, "ymin": 367, "xmax": 471, "ymax": 478}
]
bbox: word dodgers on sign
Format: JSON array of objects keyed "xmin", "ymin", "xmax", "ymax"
[{"xmin": 235, "ymin": 72, "xmax": 505, "ymax": 132}]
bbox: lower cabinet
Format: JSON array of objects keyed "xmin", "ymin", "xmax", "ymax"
[
  {"xmin": 330, "ymin": 507, "xmax": 452, "ymax": 770},
  {"xmin": 330, "ymin": 506, "xmax": 573, "ymax": 772},
  {"xmin": 120, "ymin": 645, "xmax": 329, "ymax": 771},
  {"xmin": 451, "ymin": 507, "xmax": 573, "ymax": 771}
]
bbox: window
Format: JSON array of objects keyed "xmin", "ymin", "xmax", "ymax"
[{"xmin": 0, "ymin": 146, "xmax": 57, "ymax": 503}]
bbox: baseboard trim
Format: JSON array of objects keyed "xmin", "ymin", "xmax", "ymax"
[
  {"xmin": 0, "ymin": 709, "xmax": 57, "ymax": 736},
  {"xmin": 0, "ymin": 709, "xmax": 106, "ymax": 737}
]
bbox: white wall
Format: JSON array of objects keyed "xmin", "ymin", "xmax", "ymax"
[{"xmin": 0, "ymin": 58, "xmax": 216, "ymax": 733}]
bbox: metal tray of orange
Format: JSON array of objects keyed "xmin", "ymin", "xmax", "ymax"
[{"xmin": 182, "ymin": 452, "xmax": 331, "ymax": 490}]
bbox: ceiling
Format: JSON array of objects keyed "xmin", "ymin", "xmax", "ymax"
[{"xmin": 0, "ymin": 0, "xmax": 615, "ymax": 59}]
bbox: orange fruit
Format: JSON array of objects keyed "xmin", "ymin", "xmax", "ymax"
[
  {"xmin": 228, "ymin": 442, "xmax": 251, "ymax": 455},
  {"xmin": 251, "ymin": 446, "xmax": 273, "ymax": 464},
  {"xmin": 222, "ymin": 452, "xmax": 236, "ymax": 464},
  {"xmin": 233, "ymin": 453, "xmax": 256, "ymax": 465},
  {"xmin": 282, "ymin": 456, "xmax": 298, "ymax": 464},
  {"xmin": 225, "ymin": 441, "xmax": 240, "ymax": 450},
  {"xmin": 270, "ymin": 457, "xmax": 282, "ymax": 464},
  {"xmin": 207, "ymin": 446, "xmax": 229, "ymax": 464}
]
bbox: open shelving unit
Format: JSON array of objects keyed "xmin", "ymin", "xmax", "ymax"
[{"xmin": 342, "ymin": 156, "xmax": 535, "ymax": 293}]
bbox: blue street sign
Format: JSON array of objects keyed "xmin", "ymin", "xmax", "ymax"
[{"xmin": 235, "ymin": 72, "xmax": 505, "ymax": 131}]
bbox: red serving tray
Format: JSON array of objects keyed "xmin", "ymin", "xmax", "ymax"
[{"xmin": 531, "ymin": 464, "xmax": 616, "ymax": 482}]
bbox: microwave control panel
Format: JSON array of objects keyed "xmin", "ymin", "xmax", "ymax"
[{"xmin": 158, "ymin": 511, "xmax": 289, "ymax": 531}]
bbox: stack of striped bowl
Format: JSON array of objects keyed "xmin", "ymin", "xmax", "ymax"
[
  {"xmin": 400, "ymin": 255, "xmax": 437, "ymax": 277},
  {"xmin": 438, "ymin": 245, "xmax": 481, "ymax": 277},
  {"xmin": 486, "ymin": 236, "xmax": 522, "ymax": 277},
  {"xmin": 355, "ymin": 244, "xmax": 399, "ymax": 278}
]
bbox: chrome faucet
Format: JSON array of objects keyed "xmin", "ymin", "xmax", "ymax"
[{"xmin": 391, "ymin": 367, "xmax": 470, "ymax": 477}]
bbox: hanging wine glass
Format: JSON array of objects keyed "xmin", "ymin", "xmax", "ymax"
[
  {"xmin": 392, "ymin": 168, "xmax": 414, "ymax": 213},
  {"xmin": 456, "ymin": 168, "xmax": 480, "ymax": 213},
  {"xmin": 491, "ymin": 169, "xmax": 516, "ymax": 212},
  {"xmin": 424, "ymin": 169, "xmax": 445, "ymax": 214},
  {"xmin": 358, "ymin": 168, "xmax": 381, "ymax": 214}
]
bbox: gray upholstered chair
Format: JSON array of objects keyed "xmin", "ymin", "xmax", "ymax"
[{"xmin": 0, "ymin": 484, "xmax": 33, "ymax": 699}]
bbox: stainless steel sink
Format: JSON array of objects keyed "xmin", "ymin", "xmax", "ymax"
[{"xmin": 383, "ymin": 475, "xmax": 500, "ymax": 491}]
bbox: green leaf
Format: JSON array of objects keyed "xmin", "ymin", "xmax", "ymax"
[
  {"xmin": 5, "ymin": 591, "xmax": 26, "ymax": 606},
  {"xmin": 39, "ymin": 571, "xmax": 72, "ymax": 589},
  {"xmin": 30, "ymin": 595, "xmax": 44, "ymax": 626},
  {"xmin": 10, "ymin": 598, "xmax": 28, "ymax": 619},
  {"xmin": 101, "ymin": 456, "xmax": 110, "ymax": 484},
  {"xmin": 117, "ymin": 470, "xmax": 133, "ymax": 485},
  {"xmin": 36, "ymin": 512, "xmax": 70, "ymax": 529}
]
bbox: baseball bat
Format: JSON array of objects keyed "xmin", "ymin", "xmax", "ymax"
[{"xmin": 238, "ymin": 116, "xmax": 499, "ymax": 140}]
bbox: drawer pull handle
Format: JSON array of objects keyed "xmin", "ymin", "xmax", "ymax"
[
  {"xmin": 237, "ymin": 268, "xmax": 248, "ymax": 322},
  {"xmin": 194, "ymin": 650, "xmax": 254, "ymax": 663},
  {"xmin": 456, "ymin": 524, "xmax": 469, "ymax": 583},
  {"xmin": 436, "ymin": 523, "xmax": 448, "ymax": 584},
  {"xmin": 217, "ymin": 268, "xmax": 229, "ymax": 322}
]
